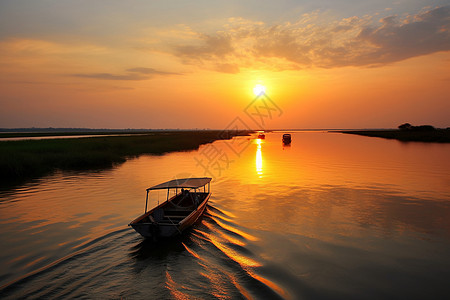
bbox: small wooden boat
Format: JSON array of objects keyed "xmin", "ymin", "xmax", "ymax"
[
  {"xmin": 258, "ymin": 132, "xmax": 265, "ymax": 139},
  {"xmin": 282, "ymin": 133, "xmax": 291, "ymax": 144},
  {"xmin": 129, "ymin": 177, "xmax": 211, "ymax": 239}
]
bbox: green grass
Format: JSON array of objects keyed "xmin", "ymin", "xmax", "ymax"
[
  {"xmin": 0, "ymin": 130, "xmax": 252, "ymax": 187},
  {"xmin": 341, "ymin": 129, "xmax": 450, "ymax": 143}
]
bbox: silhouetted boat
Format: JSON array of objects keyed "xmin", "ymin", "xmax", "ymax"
[
  {"xmin": 282, "ymin": 134, "xmax": 291, "ymax": 144},
  {"xmin": 129, "ymin": 177, "xmax": 211, "ymax": 239},
  {"xmin": 258, "ymin": 132, "xmax": 265, "ymax": 139}
]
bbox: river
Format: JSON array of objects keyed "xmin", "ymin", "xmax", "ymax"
[{"xmin": 0, "ymin": 131, "xmax": 449, "ymax": 299}]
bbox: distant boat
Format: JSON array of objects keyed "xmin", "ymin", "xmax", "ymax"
[
  {"xmin": 258, "ymin": 132, "xmax": 265, "ymax": 139},
  {"xmin": 282, "ymin": 134, "xmax": 291, "ymax": 144},
  {"xmin": 129, "ymin": 177, "xmax": 211, "ymax": 239}
]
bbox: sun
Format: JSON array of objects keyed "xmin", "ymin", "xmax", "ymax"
[{"xmin": 253, "ymin": 84, "xmax": 266, "ymax": 96}]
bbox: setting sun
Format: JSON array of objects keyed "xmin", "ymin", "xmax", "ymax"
[{"xmin": 253, "ymin": 84, "xmax": 266, "ymax": 96}]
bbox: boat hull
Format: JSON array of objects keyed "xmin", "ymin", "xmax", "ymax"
[
  {"xmin": 282, "ymin": 134, "xmax": 291, "ymax": 144},
  {"xmin": 130, "ymin": 193, "xmax": 210, "ymax": 239}
]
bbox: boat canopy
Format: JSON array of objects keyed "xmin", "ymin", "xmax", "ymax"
[{"xmin": 147, "ymin": 177, "xmax": 212, "ymax": 191}]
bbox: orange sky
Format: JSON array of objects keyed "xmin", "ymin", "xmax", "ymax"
[{"xmin": 0, "ymin": 1, "xmax": 449, "ymax": 129}]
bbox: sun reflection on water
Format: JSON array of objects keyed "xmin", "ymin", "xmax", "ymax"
[{"xmin": 255, "ymin": 139, "xmax": 263, "ymax": 178}]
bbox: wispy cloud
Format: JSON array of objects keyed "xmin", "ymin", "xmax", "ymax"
[
  {"xmin": 126, "ymin": 67, "xmax": 180, "ymax": 75},
  {"xmin": 72, "ymin": 73, "xmax": 147, "ymax": 80},
  {"xmin": 72, "ymin": 67, "xmax": 181, "ymax": 81},
  {"xmin": 170, "ymin": 6, "xmax": 450, "ymax": 71},
  {"xmin": 356, "ymin": 6, "xmax": 450, "ymax": 65},
  {"xmin": 174, "ymin": 34, "xmax": 234, "ymax": 61},
  {"xmin": 213, "ymin": 63, "xmax": 240, "ymax": 74}
]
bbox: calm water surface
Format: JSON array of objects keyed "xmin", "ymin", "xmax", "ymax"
[{"xmin": 0, "ymin": 132, "xmax": 449, "ymax": 299}]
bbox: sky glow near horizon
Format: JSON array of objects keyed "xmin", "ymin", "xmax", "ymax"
[{"xmin": 0, "ymin": 0, "xmax": 449, "ymax": 129}]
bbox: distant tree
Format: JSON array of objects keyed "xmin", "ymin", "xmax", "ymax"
[
  {"xmin": 413, "ymin": 125, "xmax": 435, "ymax": 131},
  {"xmin": 398, "ymin": 123, "xmax": 412, "ymax": 130}
]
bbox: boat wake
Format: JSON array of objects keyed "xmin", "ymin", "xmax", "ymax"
[
  {"xmin": 160, "ymin": 205, "xmax": 289, "ymax": 299},
  {"xmin": 0, "ymin": 228, "xmax": 135, "ymax": 299},
  {"xmin": 0, "ymin": 205, "xmax": 292, "ymax": 299}
]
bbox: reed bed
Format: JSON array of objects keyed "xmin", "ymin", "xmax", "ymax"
[{"xmin": 0, "ymin": 131, "xmax": 251, "ymax": 187}]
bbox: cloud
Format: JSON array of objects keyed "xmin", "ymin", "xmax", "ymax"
[
  {"xmin": 173, "ymin": 34, "xmax": 234, "ymax": 61},
  {"xmin": 126, "ymin": 67, "xmax": 180, "ymax": 75},
  {"xmin": 170, "ymin": 6, "xmax": 450, "ymax": 71},
  {"xmin": 72, "ymin": 67, "xmax": 180, "ymax": 81},
  {"xmin": 356, "ymin": 6, "xmax": 450, "ymax": 65},
  {"xmin": 73, "ymin": 72, "xmax": 147, "ymax": 80},
  {"xmin": 214, "ymin": 63, "xmax": 240, "ymax": 74}
]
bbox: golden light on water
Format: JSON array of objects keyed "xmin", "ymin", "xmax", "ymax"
[
  {"xmin": 201, "ymin": 222, "xmax": 261, "ymax": 267},
  {"xmin": 256, "ymin": 139, "xmax": 263, "ymax": 177}
]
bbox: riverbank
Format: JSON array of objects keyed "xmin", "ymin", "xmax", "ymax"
[
  {"xmin": 340, "ymin": 129, "xmax": 450, "ymax": 143},
  {"xmin": 0, "ymin": 131, "xmax": 153, "ymax": 139},
  {"xmin": 0, "ymin": 130, "xmax": 252, "ymax": 188}
]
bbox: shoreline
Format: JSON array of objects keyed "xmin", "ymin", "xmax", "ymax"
[
  {"xmin": 0, "ymin": 130, "xmax": 252, "ymax": 189},
  {"xmin": 0, "ymin": 130, "xmax": 207, "ymax": 139},
  {"xmin": 340, "ymin": 129, "xmax": 450, "ymax": 143}
]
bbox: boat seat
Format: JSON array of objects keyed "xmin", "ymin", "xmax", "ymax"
[
  {"xmin": 159, "ymin": 219, "xmax": 180, "ymax": 225},
  {"xmin": 164, "ymin": 210, "xmax": 190, "ymax": 215},
  {"xmin": 164, "ymin": 215, "xmax": 185, "ymax": 220},
  {"xmin": 153, "ymin": 208, "xmax": 164, "ymax": 222}
]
